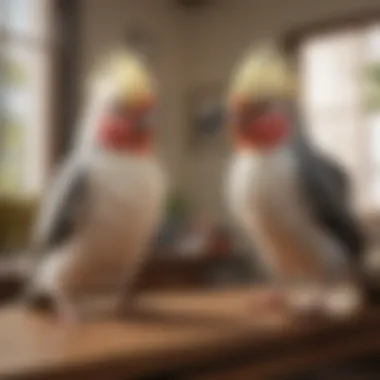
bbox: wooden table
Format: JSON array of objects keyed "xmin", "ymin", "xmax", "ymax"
[{"xmin": 1, "ymin": 288, "xmax": 380, "ymax": 380}]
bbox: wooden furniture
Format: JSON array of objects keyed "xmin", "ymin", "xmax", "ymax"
[
  {"xmin": 136, "ymin": 255, "xmax": 251, "ymax": 291},
  {"xmin": 0, "ymin": 254, "xmax": 251, "ymax": 301},
  {"xmin": 136, "ymin": 256, "xmax": 215, "ymax": 290},
  {"xmin": 0, "ymin": 255, "xmax": 212, "ymax": 303},
  {"xmin": 1, "ymin": 288, "xmax": 380, "ymax": 379}
]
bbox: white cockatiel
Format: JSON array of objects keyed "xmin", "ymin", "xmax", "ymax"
[
  {"xmin": 24, "ymin": 49, "xmax": 168, "ymax": 321},
  {"xmin": 226, "ymin": 45, "xmax": 372, "ymax": 317}
]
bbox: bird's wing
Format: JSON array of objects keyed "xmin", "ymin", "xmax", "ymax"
[
  {"xmin": 32, "ymin": 154, "xmax": 90, "ymax": 253},
  {"xmin": 294, "ymin": 141, "xmax": 366, "ymax": 260}
]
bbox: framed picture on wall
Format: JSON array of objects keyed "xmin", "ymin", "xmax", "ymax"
[{"xmin": 187, "ymin": 84, "xmax": 227, "ymax": 153}]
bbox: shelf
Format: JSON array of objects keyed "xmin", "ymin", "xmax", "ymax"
[{"xmin": 0, "ymin": 288, "xmax": 380, "ymax": 379}]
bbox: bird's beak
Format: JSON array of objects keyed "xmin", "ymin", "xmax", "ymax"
[{"xmin": 228, "ymin": 45, "xmax": 297, "ymax": 107}]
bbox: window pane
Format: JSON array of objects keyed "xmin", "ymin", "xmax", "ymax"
[
  {"xmin": 300, "ymin": 31, "xmax": 363, "ymax": 110},
  {"xmin": 364, "ymin": 27, "xmax": 380, "ymax": 208},
  {"xmin": 372, "ymin": 177, "xmax": 380, "ymax": 207},
  {"xmin": 363, "ymin": 24, "xmax": 380, "ymax": 63},
  {"xmin": 1, "ymin": 42, "xmax": 49, "ymax": 195},
  {"xmin": 0, "ymin": 0, "xmax": 6, "ymax": 27},
  {"xmin": 0, "ymin": 116, "xmax": 25, "ymax": 193},
  {"xmin": 362, "ymin": 25, "xmax": 380, "ymax": 111},
  {"xmin": 3, "ymin": 0, "xmax": 51, "ymax": 39},
  {"xmin": 367, "ymin": 114, "xmax": 380, "ymax": 207},
  {"xmin": 304, "ymin": 109, "xmax": 361, "ymax": 179},
  {"xmin": 368, "ymin": 114, "xmax": 380, "ymax": 163}
]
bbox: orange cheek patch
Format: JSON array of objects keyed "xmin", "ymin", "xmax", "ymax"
[
  {"xmin": 235, "ymin": 111, "xmax": 291, "ymax": 149},
  {"xmin": 97, "ymin": 113, "xmax": 153, "ymax": 153},
  {"xmin": 97, "ymin": 114, "xmax": 130, "ymax": 148}
]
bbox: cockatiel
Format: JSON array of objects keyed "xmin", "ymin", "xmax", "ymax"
[
  {"xmin": 23, "ymin": 49, "xmax": 168, "ymax": 321},
  {"xmin": 226, "ymin": 45, "xmax": 371, "ymax": 317}
]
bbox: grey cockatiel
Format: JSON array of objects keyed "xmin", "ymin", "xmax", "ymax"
[
  {"xmin": 225, "ymin": 45, "xmax": 372, "ymax": 317},
  {"xmin": 23, "ymin": 50, "xmax": 168, "ymax": 321}
]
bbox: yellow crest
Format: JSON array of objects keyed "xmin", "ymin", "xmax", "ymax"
[
  {"xmin": 229, "ymin": 44, "xmax": 297, "ymax": 103},
  {"xmin": 90, "ymin": 49, "xmax": 155, "ymax": 105}
]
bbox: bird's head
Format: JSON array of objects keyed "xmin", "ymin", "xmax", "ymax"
[
  {"xmin": 228, "ymin": 44, "xmax": 297, "ymax": 151},
  {"xmin": 93, "ymin": 50, "xmax": 157, "ymax": 154}
]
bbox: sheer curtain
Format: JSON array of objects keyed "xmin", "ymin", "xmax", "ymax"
[
  {"xmin": 299, "ymin": 25, "xmax": 380, "ymax": 214},
  {"xmin": 0, "ymin": 0, "xmax": 52, "ymax": 197}
]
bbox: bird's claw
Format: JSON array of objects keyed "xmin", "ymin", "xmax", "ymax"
[{"xmin": 320, "ymin": 285, "xmax": 363, "ymax": 319}]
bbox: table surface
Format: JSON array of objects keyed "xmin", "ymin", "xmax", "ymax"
[{"xmin": 1, "ymin": 288, "xmax": 380, "ymax": 380}]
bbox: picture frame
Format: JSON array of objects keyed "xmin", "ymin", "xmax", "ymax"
[{"xmin": 187, "ymin": 84, "xmax": 227, "ymax": 153}]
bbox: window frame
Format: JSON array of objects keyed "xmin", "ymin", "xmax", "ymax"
[{"xmin": 284, "ymin": 10, "xmax": 380, "ymax": 56}]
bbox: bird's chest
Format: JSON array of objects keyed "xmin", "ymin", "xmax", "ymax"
[
  {"xmin": 228, "ymin": 148, "xmax": 302, "ymax": 225},
  {"xmin": 89, "ymin": 153, "xmax": 165, "ymax": 238},
  {"xmin": 228, "ymin": 149, "xmax": 325, "ymax": 278}
]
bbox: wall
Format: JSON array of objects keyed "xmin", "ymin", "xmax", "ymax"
[{"xmin": 79, "ymin": 0, "xmax": 380, "ymax": 220}]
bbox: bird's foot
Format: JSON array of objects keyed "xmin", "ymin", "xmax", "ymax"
[
  {"xmin": 258, "ymin": 283, "xmax": 364, "ymax": 319},
  {"xmin": 320, "ymin": 284, "xmax": 363, "ymax": 319},
  {"xmin": 284, "ymin": 284, "xmax": 325, "ymax": 317}
]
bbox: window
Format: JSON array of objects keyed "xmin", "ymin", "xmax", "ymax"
[
  {"xmin": 299, "ymin": 23, "xmax": 380, "ymax": 214},
  {"xmin": 0, "ymin": 0, "xmax": 53, "ymax": 197}
]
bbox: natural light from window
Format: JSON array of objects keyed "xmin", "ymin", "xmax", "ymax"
[
  {"xmin": 300, "ymin": 24, "xmax": 380, "ymax": 214},
  {"xmin": 0, "ymin": 0, "xmax": 51, "ymax": 197}
]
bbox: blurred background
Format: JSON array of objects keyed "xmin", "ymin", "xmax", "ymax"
[
  {"xmin": 3, "ymin": 1, "xmax": 380, "ymax": 379},
  {"xmin": 1, "ymin": 0, "xmax": 380, "ymax": 292}
]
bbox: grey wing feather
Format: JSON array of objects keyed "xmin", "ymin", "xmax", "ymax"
[
  {"xmin": 292, "ymin": 113, "xmax": 350, "ymax": 203},
  {"xmin": 293, "ymin": 136, "xmax": 366, "ymax": 260},
  {"xmin": 32, "ymin": 154, "xmax": 89, "ymax": 252}
]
